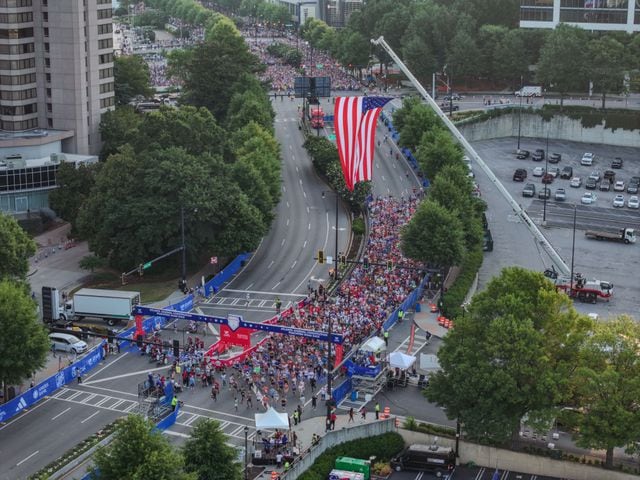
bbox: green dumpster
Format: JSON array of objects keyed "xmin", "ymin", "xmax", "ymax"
[{"xmin": 335, "ymin": 457, "xmax": 370, "ymax": 480}]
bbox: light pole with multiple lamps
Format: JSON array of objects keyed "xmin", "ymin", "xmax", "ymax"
[
  {"xmin": 517, "ymin": 75, "xmax": 524, "ymax": 150},
  {"xmin": 543, "ymin": 131, "xmax": 549, "ymax": 223}
]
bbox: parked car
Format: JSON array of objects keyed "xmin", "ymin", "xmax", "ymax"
[
  {"xmin": 442, "ymin": 93, "xmax": 463, "ymax": 101},
  {"xmin": 628, "ymin": 196, "xmax": 639, "ymax": 209},
  {"xmin": 548, "ymin": 153, "xmax": 562, "ymax": 164},
  {"xmin": 440, "ymin": 102, "xmax": 459, "ymax": 111},
  {"xmin": 560, "ymin": 166, "xmax": 573, "ymax": 179},
  {"xmin": 547, "ymin": 167, "xmax": 560, "ymax": 178},
  {"xmin": 513, "ymin": 168, "xmax": 527, "ymax": 182},
  {"xmin": 603, "ymin": 170, "xmax": 616, "ymax": 182},
  {"xmin": 555, "ymin": 188, "xmax": 566, "ymax": 201},
  {"xmin": 522, "ymin": 183, "xmax": 536, "ymax": 197},
  {"xmin": 585, "ymin": 178, "xmax": 598, "ymax": 189},
  {"xmin": 541, "ymin": 173, "xmax": 554, "ymax": 184},
  {"xmin": 611, "ymin": 157, "xmax": 623, "ymax": 169},
  {"xmin": 538, "ymin": 187, "xmax": 551, "ymax": 199},
  {"xmin": 614, "ymin": 180, "xmax": 625, "ymax": 192},
  {"xmin": 613, "ymin": 194, "xmax": 625, "ymax": 208},
  {"xmin": 589, "ymin": 170, "xmax": 601, "ymax": 182},
  {"xmin": 581, "ymin": 152, "xmax": 594, "ymax": 166},
  {"xmin": 581, "ymin": 192, "xmax": 597, "ymax": 204},
  {"xmin": 483, "ymin": 229, "xmax": 494, "ymax": 252},
  {"xmin": 516, "ymin": 149, "xmax": 530, "ymax": 159},
  {"xmin": 628, "ymin": 181, "xmax": 639, "ymax": 194},
  {"xmin": 599, "ymin": 180, "xmax": 611, "ymax": 192},
  {"xmin": 533, "ymin": 166, "xmax": 545, "ymax": 177},
  {"xmin": 49, "ymin": 333, "xmax": 88, "ymax": 354},
  {"xmin": 570, "ymin": 176, "xmax": 582, "ymax": 188},
  {"xmin": 532, "ymin": 149, "xmax": 545, "ymax": 161}
]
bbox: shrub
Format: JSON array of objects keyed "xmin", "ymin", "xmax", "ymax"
[
  {"xmin": 441, "ymin": 247, "xmax": 483, "ymax": 319},
  {"xmin": 300, "ymin": 432, "xmax": 405, "ymax": 478},
  {"xmin": 352, "ymin": 217, "xmax": 365, "ymax": 236}
]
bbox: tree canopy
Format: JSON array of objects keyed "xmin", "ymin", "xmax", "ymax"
[
  {"xmin": 114, "ymin": 55, "xmax": 153, "ymax": 106},
  {"xmin": 92, "ymin": 415, "xmax": 194, "ymax": 480},
  {"xmin": 0, "ymin": 279, "xmax": 50, "ymax": 397},
  {"xmin": 426, "ymin": 267, "xmax": 592, "ymax": 444},
  {"xmin": 183, "ymin": 419, "xmax": 242, "ymax": 480},
  {"xmin": 0, "ymin": 214, "xmax": 36, "ymax": 281},
  {"xmin": 49, "ymin": 162, "xmax": 99, "ymax": 232}
]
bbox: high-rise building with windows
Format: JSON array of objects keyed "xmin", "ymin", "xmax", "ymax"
[
  {"xmin": 520, "ymin": 0, "xmax": 640, "ymax": 32},
  {"xmin": 0, "ymin": 0, "xmax": 115, "ymax": 155}
]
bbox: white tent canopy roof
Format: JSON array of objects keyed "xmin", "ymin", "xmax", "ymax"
[
  {"xmin": 389, "ymin": 351, "xmax": 416, "ymax": 370},
  {"xmin": 255, "ymin": 407, "xmax": 289, "ymax": 429},
  {"xmin": 360, "ymin": 336, "xmax": 386, "ymax": 353}
]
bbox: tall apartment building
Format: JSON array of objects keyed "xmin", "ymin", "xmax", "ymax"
[
  {"xmin": 0, "ymin": 0, "xmax": 115, "ymax": 155},
  {"xmin": 520, "ymin": 0, "xmax": 640, "ymax": 32}
]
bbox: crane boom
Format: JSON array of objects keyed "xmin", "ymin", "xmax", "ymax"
[{"xmin": 371, "ymin": 36, "xmax": 571, "ymax": 277}]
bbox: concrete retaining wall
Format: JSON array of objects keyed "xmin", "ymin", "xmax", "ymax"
[
  {"xmin": 458, "ymin": 113, "xmax": 640, "ymax": 147},
  {"xmin": 396, "ymin": 429, "xmax": 638, "ymax": 480},
  {"xmin": 283, "ymin": 418, "xmax": 396, "ymax": 479}
]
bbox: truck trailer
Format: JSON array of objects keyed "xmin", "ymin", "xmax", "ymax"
[
  {"xmin": 42, "ymin": 287, "xmax": 141, "ymax": 326},
  {"xmin": 515, "ymin": 86, "xmax": 542, "ymax": 97},
  {"xmin": 585, "ymin": 227, "xmax": 636, "ymax": 244}
]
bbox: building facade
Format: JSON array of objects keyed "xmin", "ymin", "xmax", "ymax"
[
  {"xmin": 0, "ymin": 0, "xmax": 115, "ymax": 155},
  {"xmin": 520, "ymin": 0, "xmax": 640, "ymax": 32}
]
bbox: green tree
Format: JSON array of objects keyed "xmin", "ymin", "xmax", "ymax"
[
  {"xmin": 536, "ymin": 25, "xmax": 588, "ymax": 106},
  {"xmin": 79, "ymin": 254, "xmax": 107, "ymax": 274},
  {"xmin": 402, "ymin": 36, "xmax": 437, "ymax": 84},
  {"xmin": 171, "ymin": 17, "xmax": 258, "ymax": 120},
  {"xmin": 573, "ymin": 315, "xmax": 640, "ymax": 468},
  {"xmin": 392, "ymin": 97, "xmax": 439, "ymax": 151},
  {"xmin": 493, "ymin": 29, "xmax": 530, "ymax": 86},
  {"xmin": 183, "ymin": 419, "xmax": 242, "ymax": 480},
  {"xmin": 416, "ymin": 127, "xmax": 464, "ymax": 180},
  {"xmin": 114, "ymin": 55, "xmax": 154, "ymax": 105},
  {"xmin": 0, "ymin": 214, "xmax": 36, "ymax": 281},
  {"xmin": 0, "ymin": 279, "xmax": 50, "ymax": 401},
  {"xmin": 92, "ymin": 415, "xmax": 194, "ymax": 480},
  {"xmin": 476, "ymin": 25, "xmax": 508, "ymax": 80},
  {"xmin": 400, "ymin": 200, "xmax": 465, "ymax": 269},
  {"xmin": 587, "ymin": 35, "xmax": 626, "ymax": 109},
  {"xmin": 49, "ymin": 162, "xmax": 99, "ymax": 231},
  {"xmin": 426, "ymin": 267, "xmax": 592, "ymax": 444},
  {"xmin": 446, "ymin": 27, "xmax": 481, "ymax": 82},
  {"xmin": 99, "ymin": 107, "xmax": 143, "ymax": 160}
]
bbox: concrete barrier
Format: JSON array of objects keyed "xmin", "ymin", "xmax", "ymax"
[
  {"xmin": 396, "ymin": 428, "xmax": 639, "ymax": 480},
  {"xmin": 282, "ymin": 418, "xmax": 396, "ymax": 479},
  {"xmin": 458, "ymin": 113, "xmax": 640, "ymax": 148}
]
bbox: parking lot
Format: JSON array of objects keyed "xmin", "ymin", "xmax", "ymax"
[
  {"xmin": 389, "ymin": 466, "xmax": 564, "ymax": 480},
  {"xmin": 471, "ymin": 137, "xmax": 640, "ymax": 318}
]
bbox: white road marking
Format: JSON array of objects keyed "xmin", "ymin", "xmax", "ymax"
[
  {"xmin": 272, "ymin": 281, "xmax": 281, "ymax": 290},
  {"xmin": 246, "ymin": 283, "xmax": 254, "ymax": 290},
  {"xmin": 291, "ymin": 260, "xmax": 297, "ymax": 269},
  {"xmin": 165, "ymin": 430, "xmax": 190, "ymax": 438},
  {"xmin": 16, "ymin": 450, "xmax": 39, "ymax": 466},
  {"xmin": 295, "ymin": 166, "xmax": 299, "ymax": 172},
  {"xmin": 51, "ymin": 407, "xmax": 71, "ymax": 420},
  {"xmin": 286, "ymin": 218, "xmax": 290, "ymax": 226},
  {"xmin": 223, "ymin": 289, "xmax": 304, "ymax": 297},
  {"xmin": 80, "ymin": 411, "xmax": 100, "ymax": 424},
  {"xmin": 268, "ymin": 260, "xmax": 274, "ymax": 269},
  {"xmin": 303, "ymin": 190, "xmax": 306, "ymax": 198},
  {"xmin": 382, "ymin": 175, "xmax": 386, "ymax": 181},
  {"xmin": 303, "ymin": 240, "xmax": 307, "ymax": 248},
  {"xmin": 84, "ymin": 351, "xmax": 129, "ymax": 382},
  {"xmin": 82, "ymin": 365, "xmax": 170, "ymax": 386},
  {"xmin": 287, "ymin": 201, "xmax": 290, "ymax": 208},
  {"xmin": 281, "ymin": 238, "xmax": 286, "ymax": 246},
  {"xmin": 308, "ymin": 223, "xmax": 311, "ymax": 230}
]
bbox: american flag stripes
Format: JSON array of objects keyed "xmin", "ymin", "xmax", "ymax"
[{"xmin": 334, "ymin": 96, "xmax": 392, "ymax": 191}]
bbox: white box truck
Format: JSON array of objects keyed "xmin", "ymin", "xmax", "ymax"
[
  {"xmin": 42, "ymin": 287, "xmax": 140, "ymax": 326},
  {"xmin": 514, "ymin": 86, "xmax": 542, "ymax": 97}
]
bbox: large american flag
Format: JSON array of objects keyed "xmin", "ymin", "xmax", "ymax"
[{"xmin": 334, "ymin": 96, "xmax": 392, "ymax": 191}]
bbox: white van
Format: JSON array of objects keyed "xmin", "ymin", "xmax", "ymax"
[
  {"xmin": 581, "ymin": 152, "xmax": 594, "ymax": 166},
  {"xmin": 49, "ymin": 333, "xmax": 88, "ymax": 354}
]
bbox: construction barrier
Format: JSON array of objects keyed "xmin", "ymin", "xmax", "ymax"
[
  {"xmin": 383, "ymin": 406, "xmax": 391, "ymax": 419},
  {"xmin": 437, "ymin": 316, "xmax": 446, "ymax": 326},
  {"xmin": 430, "ymin": 303, "xmax": 438, "ymax": 313},
  {"xmin": 271, "ymin": 470, "xmax": 279, "ymax": 480},
  {"xmin": 395, "ymin": 417, "xmax": 400, "ymax": 428}
]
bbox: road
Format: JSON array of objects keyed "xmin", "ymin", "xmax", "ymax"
[{"xmin": 0, "ymin": 94, "xmax": 419, "ymax": 479}]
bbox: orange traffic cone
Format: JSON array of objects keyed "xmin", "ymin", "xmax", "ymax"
[
  {"xmin": 383, "ymin": 406, "xmax": 391, "ymax": 419},
  {"xmin": 430, "ymin": 303, "xmax": 438, "ymax": 313}
]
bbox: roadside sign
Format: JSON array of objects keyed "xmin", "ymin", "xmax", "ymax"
[
  {"xmin": 143, "ymin": 262, "xmax": 152, "ymax": 269},
  {"xmin": 328, "ymin": 134, "xmax": 336, "ymax": 141},
  {"xmin": 210, "ymin": 256, "xmax": 218, "ymax": 264}
]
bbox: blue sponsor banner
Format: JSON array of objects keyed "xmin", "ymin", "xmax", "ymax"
[
  {"xmin": 332, "ymin": 378, "xmax": 352, "ymax": 403},
  {"xmin": 344, "ymin": 360, "xmax": 383, "ymax": 378},
  {"xmin": 203, "ymin": 253, "xmax": 251, "ymax": 297},
  {"xmin": 0, "ymin": 342, "xmax": 105, "ymax": 424},
  {"xmin": 133, "ymin": 306, "xmax": 344, "ymax": 344}
]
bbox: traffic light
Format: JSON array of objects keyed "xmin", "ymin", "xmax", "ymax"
[
  {"xmin": 138, "ymin": 264, "xmax": 144, "ymax": 276},
  {"xmin": 340, "ymin": 255, "xmax": 347, "ymax": 266},
  {"xmin": 387, "ymin": 260, "xmax": 394, "ymax": 272},
  {"xmin": 173, "ymin": 339, "xmax": 180, "ymax": 357},
  {"xmin": 363, "ymin": 256, "xmax": 369, "ymax": 269},
  {"xmin": 318, "ymin": 250, "xmax": 325, "ymax": 264}
]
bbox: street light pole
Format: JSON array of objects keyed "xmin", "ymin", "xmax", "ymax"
[
  {"xmin": 570, "ymin": 204, "xmax": 577, "ymax": 294},
  {"xmin": 543, "ymin": 131, "xmax": 549, "ymax": 223},
  {"xmin": 180, "ymin": 206, "xmax": 186, "ymax": 288},
  {"xmin": 244, "ymin": 425, "xmax": 249, "ymax": 480},
  {"xmin": 517, "ymin": 75, "xmax": 523, "ymax": 150}
]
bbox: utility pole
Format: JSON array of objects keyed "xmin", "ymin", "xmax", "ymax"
[{"xmin": 180, "ymin": 206, "xmax": 186, "ymax": 289}]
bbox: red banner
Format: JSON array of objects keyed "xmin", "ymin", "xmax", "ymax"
[
  {"xmin": 134, "ymin": 315, "xmax": 145, "ymax": 338},
  {"xmin": 219, "ymin": 325, "xmax": 253, "ymax": 348},
  {"xmin": 334, "ymin": 344, "xmax": 343, "ymax": 365}
]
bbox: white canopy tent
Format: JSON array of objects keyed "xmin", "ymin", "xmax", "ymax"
[
  {"xmin": 360, "ymin": 336, "xmax": 386, "ymax": 353},
  {"xmin": 389, "ymin": 351, "xmax": 416, "ymax": 370},
  {"xmin": 254, "ymin": 407, "xmax": 289, "ymax": 430}
]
